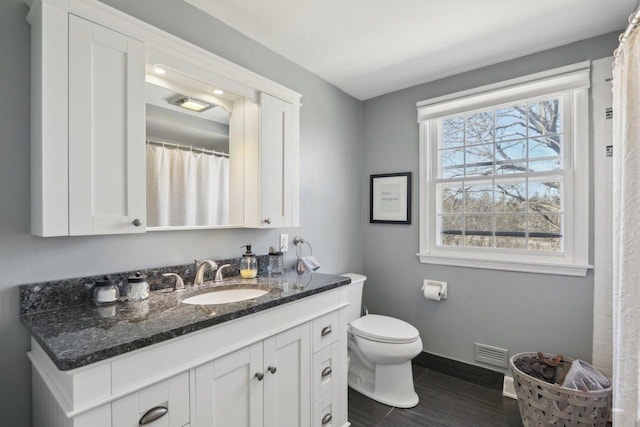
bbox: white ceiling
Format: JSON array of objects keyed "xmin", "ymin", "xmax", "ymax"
[{"xmin": 184, "ymin": 0, "xmax": 634, "ymax": 100}]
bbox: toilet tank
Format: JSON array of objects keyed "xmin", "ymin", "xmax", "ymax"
[{"xmin": 341, "ymin": 273, "xmax": 367, "ymax": 324}]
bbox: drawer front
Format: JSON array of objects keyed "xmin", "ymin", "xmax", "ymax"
[
  {"xmin": 111, "ymin": 372, "xmax": 190, "ymax": 427},
  {"xmin": 312, "ymin": 310, "xmax": 339, "ymax": 352},
  {"xmin": 312, "ymin": 389, "xmax": 339, "ymax": 427},
  {"xmin": 313, "ymin": 343, "xmax": 339, "ymax": 401}
]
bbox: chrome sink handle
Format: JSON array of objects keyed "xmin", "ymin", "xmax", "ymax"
[
  {"xmin": 162, "ymin": 273, "xmax": 185, "ymax": 291},
  {"xmin": 214, "ymin": 264, "xmax": 232, "ymax": 282},
  {"xmin": 193, "ymin": 259, "xmax": 219, "ymax": 286}
]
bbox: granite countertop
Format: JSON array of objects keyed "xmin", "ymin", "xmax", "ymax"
[{"xmin": 21, "ymin": 271, "xmax": 350, "ymax": 371}]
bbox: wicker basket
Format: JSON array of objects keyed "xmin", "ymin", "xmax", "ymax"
[{"xmin": 510, "ymin": 353, "xmax": 612, "ymax": 427}]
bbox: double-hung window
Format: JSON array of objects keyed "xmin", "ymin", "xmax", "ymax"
[{"xmin": 417, "ymin": 63, "xmax": 591, "ymax": 276}]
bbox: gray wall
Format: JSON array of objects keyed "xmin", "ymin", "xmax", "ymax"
[
  {"xmin": 361, "ymin": 32, "xmax": 619, "ymax": 370},
  {"xmin": 0, "ymin": 1, "xmax": 363, "ymax": 425}
]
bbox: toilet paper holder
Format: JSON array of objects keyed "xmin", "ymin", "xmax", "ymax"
[{"xmin": 422, "ymin": 279, "xmax": 447, "ymax": 299}]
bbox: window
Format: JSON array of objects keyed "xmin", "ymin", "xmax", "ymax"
[{"xmin": 417, "ymin": 63, "xmax": 591, "ymax": 276}]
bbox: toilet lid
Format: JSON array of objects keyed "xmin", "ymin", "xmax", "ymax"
[{"xmin": 350, "ymin": 314, "xmax": 419, "ymax": 344}]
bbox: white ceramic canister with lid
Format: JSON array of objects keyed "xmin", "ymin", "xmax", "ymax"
[{"xmin": 126, "ymin": 272, "xmax": 150, "ymax": 302}]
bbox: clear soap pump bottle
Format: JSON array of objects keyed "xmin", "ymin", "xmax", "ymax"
[{"xmin": 240, "ymin": 244, "xmax": 258, "ymax": 279}]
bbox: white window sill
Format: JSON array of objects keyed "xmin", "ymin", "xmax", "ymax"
[{"xmin": 417, "ymin": 253, "xmax": 592, "ymax": 277}]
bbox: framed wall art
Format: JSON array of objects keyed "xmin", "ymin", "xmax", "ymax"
[{"xmin": 370, "ymin": 172, "xmax": 411, "ymax": 224}]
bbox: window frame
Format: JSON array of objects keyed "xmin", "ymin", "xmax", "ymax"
[{"xmin": 417, "ymin": 62, "xmax": 592, "ymax": 276}]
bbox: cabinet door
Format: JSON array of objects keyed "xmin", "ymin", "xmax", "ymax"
[
  {"xmin": 263, "ymin": 324, "xmax": 311, "ymax": 427},
  {"xmin": 111, "ymin": 372, "xmax": 190, "ymax": 427},
  {"xmin": 68, "ymin": 15, "xmax": 146, "ymax": 235},
  {"xmin": 194, "ymin": 342, "xmax": 263, "ymax": 427},
  {"xmin": 259, "ymin": 93, "xmax": 297, "ymax": 228}
]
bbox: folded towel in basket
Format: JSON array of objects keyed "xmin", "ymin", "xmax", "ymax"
[
  {"xmin": 562, "ymin": 359, "xmax": 611, "ymax": 391},
  {"xmin": 296, "ymin": 256, "xmax": 320, "ymax": 273}
]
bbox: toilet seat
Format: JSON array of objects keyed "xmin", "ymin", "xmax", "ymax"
[{"xmin": 350, "ymin": 314, "xmax": 419, "ymax": 344}]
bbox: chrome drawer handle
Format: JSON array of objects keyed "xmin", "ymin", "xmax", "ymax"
[
  {"xmin": 322, "ymin": 413, "xmax": 332, "ymax": 425},
  {"xmin": 268, "ymin": 365, "xmax": 277, "ymax": 374},
  {"xmin": 255, "ymin": 372, "xmax": 264, "ymax": 380},
  {"xmin": 139, "ymin": 406, "xmax": 168, "ymax": 425},
  {"xmin": 321, "ymin": 325, "xmax": 332, "ymax": 336},
  {"xmin": 321, "ymin": 366, "xmax": 332, "ymax": 378}
]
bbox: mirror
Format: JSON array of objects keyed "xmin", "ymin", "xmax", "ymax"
[{"xmin": 144, "ymin": 66, "xmax": 244, "ymax": 229}]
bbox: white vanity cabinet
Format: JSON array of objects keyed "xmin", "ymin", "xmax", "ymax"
[
  {"xmin": 194, "ymin": 324, "xmax": 311, "ymax": 427},
  {"xmin": 29, "ymin": 287, "xmax": 349, "ymax": 427},
  {"xmin": 28, "ymin": 2, "xmax": 146, "ymax": 236}
]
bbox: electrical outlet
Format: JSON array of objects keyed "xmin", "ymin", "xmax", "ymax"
[{"xmin": 279, "ymin": 234, "xmax": 289, "ymax": 252}]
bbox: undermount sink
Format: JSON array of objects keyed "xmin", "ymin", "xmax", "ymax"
[{"xmin": 181, "ymin": 287, "xmax": 269, "ymax": 305}]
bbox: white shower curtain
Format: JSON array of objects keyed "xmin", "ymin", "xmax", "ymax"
[
  {"xmin": 612, "ymin": 25, "xmax": 640, "ymax": 426},
  {"xmin": 146, "ymin": 145, "xmax": 229, "ymax": 227}
]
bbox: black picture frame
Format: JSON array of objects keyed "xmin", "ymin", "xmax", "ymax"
[{"xmin": 370, "ymin": 172, "xmax": 411, "ymax": 224}]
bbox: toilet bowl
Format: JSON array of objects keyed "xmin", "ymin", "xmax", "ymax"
[{"xmin": 342, "ymin": 274, "xmax": 422, "ymax": 408}]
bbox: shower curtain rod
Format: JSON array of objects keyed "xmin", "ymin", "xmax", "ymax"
[
  {"xmin": 146, "ymin": 137, "xmax": 229, "ymax": 158},
  {"xmin": 616, "ymin": 7, "xmax": 640, "ymax": 56}
]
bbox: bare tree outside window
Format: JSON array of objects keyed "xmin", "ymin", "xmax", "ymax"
[{"xmin": 436, "ymin": 97, "xmax": 563, "ymax": 252}]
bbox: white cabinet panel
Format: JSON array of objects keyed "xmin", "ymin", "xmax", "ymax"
[
  {"xmin": 194, "ymin": 342, "xmax": 263, "ymax": 427},
  {"xmin": 256, "ymin": 93, "xmax": 300, "ymax": 228},
  {"xmin": 263, "ymin": 324, "xmax": 311, "ymax": 427},
  {"xmin": 68, "ymin": 15, "xmax": 146, "ymax": 235}
]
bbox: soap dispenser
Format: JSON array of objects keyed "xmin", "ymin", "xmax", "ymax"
[{"xmin": 240, "ymin": 244, "xmax": 258, "ymax": 279}]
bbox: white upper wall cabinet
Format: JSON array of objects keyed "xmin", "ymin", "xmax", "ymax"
[
  {"xmin": 26, "ymin": 0, "xmax": 301, "ymax": 236},
  {"xmin": 68, "ymin": 15, "xmax": 146, "ymax": 235},
  {"xmin": 244, "ymin": 93, "xmax": 300, "ymax": 228}
]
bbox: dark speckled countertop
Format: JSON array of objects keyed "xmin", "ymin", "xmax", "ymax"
[{"xmin": 21, "ymin": 271, "xmax": 350, "ymax": 371}]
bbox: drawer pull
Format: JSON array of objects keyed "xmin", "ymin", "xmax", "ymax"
[
  {"xmin": 321, "ymin": 325, "xmax": 332, "ymax": 336},
  {"xmin": 322, "ymin": 413, "xmax": 332, "ymax": 425},
  {"xmin": 139, "ymin": 406, "xmax": 168, "ymax": 425},
  {"xmin": 268, "ymin": 365, "xmax": 277, "ymax": 374},
  {"xmin": 255, "ymin": 372, "xmax": 264, "ymax": 380},
  {"xmin": 321, "ymin": 366, "xmax": 332, "ymax": 378},
  {"xmin": 132, "ymin": 218, "xmax": 143, "ymax": 227}
]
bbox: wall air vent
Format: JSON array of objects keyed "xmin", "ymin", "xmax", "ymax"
[{"xmin": 474, "ymin": 343, "xmax": 509, "ymax": 368}]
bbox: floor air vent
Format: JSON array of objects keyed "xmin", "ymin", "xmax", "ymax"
[{"xmin": 474, "ymin": 343, "xmax": 509, "ymax": 368}]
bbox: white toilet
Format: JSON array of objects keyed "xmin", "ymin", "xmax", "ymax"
[{"xmin": 343, "ymin": 273, "xmax": 422, "ymax": 408}]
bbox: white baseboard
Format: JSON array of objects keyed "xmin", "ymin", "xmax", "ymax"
[{"xmin": 502, "ymin": 375, "xmax": 517, "ymax": 399}]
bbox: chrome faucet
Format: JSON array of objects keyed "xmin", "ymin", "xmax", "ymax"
[
  {"xmin": 214, "ymin": 264, "xmax": 232, "ymax": 282},
  {"xmin": 193, "ymin": 260, "xmax": 218, "ymax": 286}
]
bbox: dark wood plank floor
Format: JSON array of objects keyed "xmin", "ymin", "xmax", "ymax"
[{"xmin": 348, "ymin": 364, "xmax": 524, "ymax": 427}]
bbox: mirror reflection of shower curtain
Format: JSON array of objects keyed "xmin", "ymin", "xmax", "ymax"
[{"xmin": 146, "ymin": 145, "xmax": 229, "ymax": 226}]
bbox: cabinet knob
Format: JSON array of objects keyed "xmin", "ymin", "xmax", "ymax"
[
  {"xmin": 321, "ymin": 366, "xmax": 332, "ymax": 378},
  {"xmin": 255, "ymin": 372, "xmax": 264, "ymax": 381},
  {"xmin": 322, "ymin": 413, "xmax": 333, "ymax": 425},
  {"xmin": 264, "ymin": 218, "xmax": 272, "ymax": 224},
  {"xmin": 268, "ymin": 365, "xmax": 277, "ymax": 374},
  {"xmin": 321, "ymin": 325, "xmax": 332, "ymax": 336},
  {"xmin": 139, "ymin": 406, "xmax": 168, "ymax": 425},
  {"xmin": 132, "ymin": 218, "xmax": 143, "ymax": 227}
]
